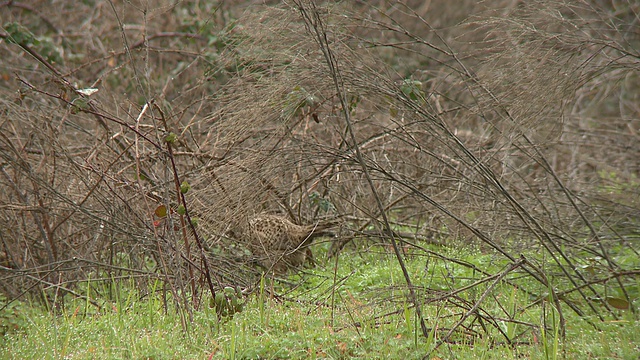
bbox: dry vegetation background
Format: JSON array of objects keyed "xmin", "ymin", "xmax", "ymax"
[{"xmin": 1, "ymin": 0, "xmax": 639, "ymax": 342}]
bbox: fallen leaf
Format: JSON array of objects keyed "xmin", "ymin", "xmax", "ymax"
[{"xmin": 606, "ymin": 296, "xmax": 629, "ymax": 310}]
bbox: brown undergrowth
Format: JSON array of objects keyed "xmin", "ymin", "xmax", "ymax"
[{"xmin": 0, "ymin": 0, "xmax": 637, "ymax": 347}]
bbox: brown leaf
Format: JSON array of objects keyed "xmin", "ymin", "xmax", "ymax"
[
  {"xmin": 606, "ymin": 296, "xmax": 629, "ymax": 310},
  {"xmin": 154, "ymin": 204, "xmax": 167, "ymax": 218}
]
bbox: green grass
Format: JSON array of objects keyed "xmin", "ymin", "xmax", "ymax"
[{"xmin": 1, "ymin": 246, "xmax": 638, "ymax": 359}]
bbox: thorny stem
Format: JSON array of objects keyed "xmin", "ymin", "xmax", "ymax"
[{"xmin": 154, "ymin": 103, "xmax": 220, "ymax": 306}]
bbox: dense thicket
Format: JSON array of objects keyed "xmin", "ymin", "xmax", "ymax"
[{"xmin": 1, "ymin": 0, "xmax": 638, "ymax": 343}]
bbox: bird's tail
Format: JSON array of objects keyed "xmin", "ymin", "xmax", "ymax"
[{"xmin": 301, "ymin": 219, "xmax": 339, "ymax": 246}]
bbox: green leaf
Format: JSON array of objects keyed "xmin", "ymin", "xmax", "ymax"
[
  {"xmin": 284, "ymin": 85, "xmax": 315, "ymax": 118},
  {"xmin": 39, "ymin": 38, "xmax": 63, "ymax": 64},
  {"xmin": 309, "ymin": 191, "xmax": 335, "ymax": 212},
  {"xmin": 213, "ymin": 293, "xmax": 225, "ymax": 306},
  {"xmin": 70, "ymin": 98, "xmax": 89, "ymax": 114},
  {"xmin": 400, "ymin": 79, "xmax": 424, "ymax": 101},
  {"xmin": 4, "ymin": 22, "xmax": 36, "ymax": 46},
  {"xmin": 164, "ymin": 132, "xmax": 177, "ymax": 143},
  {"xmin": 180, "ymin": 181, "xmax": 191, "ymax": 194},
  {"xmin": 224, "ymin": 286, "xmax": 235, "ymax": 295}
]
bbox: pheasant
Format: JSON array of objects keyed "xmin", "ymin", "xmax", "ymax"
[{"xmin": 245, "ymin": 214, "xmax": 334, "ymax": 273}]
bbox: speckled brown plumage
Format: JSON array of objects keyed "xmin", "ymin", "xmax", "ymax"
[{"xmin": 245, "ymin": 214, "xmax": 333, "ymax": 273}]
